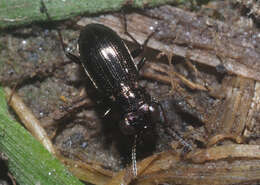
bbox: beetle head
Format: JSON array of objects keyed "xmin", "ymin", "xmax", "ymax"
[{"xmin": 119, "ymin": 103, "xmax": 157, "ymax": 135}]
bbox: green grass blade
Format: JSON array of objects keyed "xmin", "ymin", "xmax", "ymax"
[
  {"xmin": 0, "ymin": 0, "xmax": 182, "ymax": 29},
  {"xmin": 0, "ymin": 87, "xmax": 84, "ymax": 185}
]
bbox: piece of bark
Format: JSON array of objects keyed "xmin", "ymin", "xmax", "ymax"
[
  {"xmin": 237, "ymin": 0, "xmax": 260, "ymax": 21},
  {"xmin": 77, "ymin": 6, "xmax": 260, "ymax": 81},
  {"xmin": 206, "ymin": 76, "xmax": 255, "ymax": 136},
  {"xmin": 133, "ymin": 149, "xmax": 260, "ymax": 185}
]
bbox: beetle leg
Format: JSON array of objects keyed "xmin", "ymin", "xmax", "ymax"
[
  {"xmin": 123, "ymin": 14, "xmax": 154, "ymax": 72},
  {"xmin": 66, "ymin": 52, "xmax": 81, "ymax": 65},
  {"xmin": 130, "ymin": 48, "xmax": 143, "ymax": 59},
  {"xmin": 151, "ymin": 99, "xmax": 167, "ymax": 124},
  {"xmin": 40, "ymin": 0, "xmax": 68, "ymax": 53},
  {"xmin": 166, "ymin": 127, "xmax": 193, "ymax": 153},
  {"xmin": 137, "ymin": 57, "xmax": 146, "ymax": 71},
  {"xmin": 151, "ymin": 99, "xmax": 193, "ymax": 152},
  {"xmin": 131, "ymin": 49, "xmax": 146, "ymax": 71},
  {"xmin": 123, "ymin": 14, "xmax": 140, "ymax": 47},
  {"xmin": 123, "ymin": 14, "xmax": 155, "ymax": 57}
]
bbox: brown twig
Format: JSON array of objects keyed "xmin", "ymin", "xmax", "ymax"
[{"xmin": 4, "ymin": 87, "xmax": 56, "ymax": 155}]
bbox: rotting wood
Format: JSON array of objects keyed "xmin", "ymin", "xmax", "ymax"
[
  {"xmin": 135, "ymin": 150, "xmax": 260, "ymax": 185},
  {"xmin": 244, "ymin": 81, "xmax": 260, "ymax": 138},
  {"xmin": 206, "ymin": 76, "xmax": 255, "ymax": 136}
]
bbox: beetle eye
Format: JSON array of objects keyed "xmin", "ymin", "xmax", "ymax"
[{"xmin": 127, "ymin": 113, "xmax": 137, "ymax": 122}]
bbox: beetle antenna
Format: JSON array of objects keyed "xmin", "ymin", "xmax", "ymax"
[{"xmin": 132, "ymin": 134, "xmax": 138, "ymax": 178}]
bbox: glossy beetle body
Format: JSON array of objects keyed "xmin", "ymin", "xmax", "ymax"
[
  {"xmin": 79, "ymin": 24, "xmax": 138, "ymax": 95},
  {"xmin": 75, "ymin": 23, "xmax": 157, "ymax": 135}
]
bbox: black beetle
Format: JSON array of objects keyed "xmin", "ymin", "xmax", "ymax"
[
  {"xmin": 67, "ymin": 23, "xmax": 159, "ymax": 136},
  {"xmin": 39, "ymin": 1, "xmax": 192, "ymax": 177}
]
